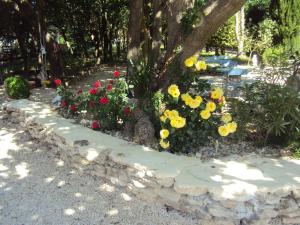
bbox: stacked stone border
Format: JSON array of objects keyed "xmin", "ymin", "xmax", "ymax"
[{"xmin": 2, "ymin": 100, "xmax": 300, "ymax": 225}]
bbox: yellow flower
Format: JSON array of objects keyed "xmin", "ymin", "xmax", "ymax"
[
  {"xmin": 200, "ymin": 110, "xmax": 211, "ymax": 120},
  {"xmin": 170, "ymin": 116, "xmax": 186, "ymax": 129},
  {"xmin": 206, "ymin": 101, "xmax": 216, "ymax": 112},
  {"xmin": 187, "ymin": 96, "xmax": 203, "ymax": 109},
  {"xmin": 168, "ymin": 110, "xmax": 179, "ymax": 120},
  {"xmin": 160, "ymin": 129, "xmax": 170, "ymax": 139},
  {"xmin": 168, "ymin": 84, "xmax": 180, "ymax": 98},
  {"xmin": 226, "ymin": 121, "xmax": 237, "ymax": 133},
  {"xmin": 160, "ymin": 115, "xmax": 167, "ymax": 122},
  {"xmin": 160, "ymin": 139, "xmax": 170, "ymax": 149},
  {"xmin": 195, "ymin": 61, "xmax": 207, "ymax": 71},
  {"xmin": 181, "ymin": 93, "xmax": 192, "ymax": 102},
  {"xmin": 184, "ymin": 56, "xmax": 197, "ymax": 67},
  {"xmin": 218, "ymin": 125, "xmax": 229, "ymax": 137},
  {"xmin": 211, "ymin": 87, "xmax": 224, "ymax": 100},
  {"xmin": 221, "ymin": 113, "xmax": 232, "ymax": 124}
]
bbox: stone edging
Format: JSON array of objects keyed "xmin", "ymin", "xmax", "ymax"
[{"xmin": 2, "ymin": 99, "xmax": 300, "ymax": 225}]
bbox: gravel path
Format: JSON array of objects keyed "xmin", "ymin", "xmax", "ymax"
[{"xmin": 0, "ymin": 95, "xmax": 199, "ymax": 225}]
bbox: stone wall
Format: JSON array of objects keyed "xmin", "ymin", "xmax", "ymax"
[{"xmin": 2, "ymin": 100, "xmax": 300, "ymax": 225}]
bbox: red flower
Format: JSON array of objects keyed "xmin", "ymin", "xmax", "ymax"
[
  {"xmin": 109, "ymin": 79, "xmax": 114, "ymax": 85},
  {"xmin": 61, "ymin": 100, "xmax": 68, "ymax": 108},
  {"xmin": 70, "ymin": 105, "xmax": 77, "ymax": 111},
  {"xmin": 89, "ymin": 88, "xmax": 97, "ymax": 95},
  {"xmin": 99, "ymin": 97, "xmax": 109, "ymax": 105},
  {"xmin": 77, "ymin": 89, "xmax": 83, "ymax": 94},
  {"xmin": 88, "ymin": 101, "xmax": 95, "ymax": 108},
  {"xmin": 123, "ymin": 107, "xmax": 131, "ymax": 116},
  {"xmin": 93, "ymin": 80, "xmax": 102, "ymax": 88},
  {"xmin": 54, "ymin": 79, "xmax": 62, "ymax": 87},
  {"xmin": 107, "ymin": 84, "xmax": 113, "ymax": 91},
  {"xmin": 113, "ymin": 70, "xmax": 120, "ymax": 78},
  {"xmin": 91, "ymin": 120, "xmax": 100, "ymax": 129}
]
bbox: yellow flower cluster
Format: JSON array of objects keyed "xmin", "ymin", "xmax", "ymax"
[
  {"xmin": 195, "ymin": 61, "xmax": 207, "ymax": 71},
  {"xmin": 182, "ymin": 93, "xmax": 203, "ymax": 109},
  {"xmin": 168, "ymin": 84, "xmax": 180, "ymax": 98},
  {"xmin": 160, "ymin": 109, "xmax": 186, "ymax": 129},
  {"xmin": 159, "ymin": 129, "xmax": 170, "ymax": 149},
  {"xmin": 160, "ymin": 139, "xmax": 170, "ymax": 149},
  {"xmin": 218, "ymin": 113, "xmax": 237, "ymax": 137},
  {"xmin": 184, "ymin": 55, "xmax": 207, "ymax": 71}
]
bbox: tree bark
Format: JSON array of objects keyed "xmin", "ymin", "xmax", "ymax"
[
  {"xmin": 180, "ymin": 0, "xmax": 246, "ymax": 62},
  {"xmin": 151, "ymin": 0, "xmax": 163, "ymax": 67},
  {"xmin": 235, "ymin": 6, "xmax": 245, "ymax": 56},
  {"xmin": 127, "ymin": 0, "xmax": 144, "ymax": 77},
  {"xmin": 165, "ymin": 0, "xmax": 193, "ymax": 59},
  {"xmin": 156, "ymin": 0, "xmax": 245, "ymax": 90}
]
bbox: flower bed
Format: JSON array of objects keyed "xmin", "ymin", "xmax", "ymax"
[{"xmin": 53, "ymin": 57, "xmax": 241, "ymax": 156}]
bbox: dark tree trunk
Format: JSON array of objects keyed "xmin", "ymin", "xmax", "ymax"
[
  {"xmin": 151, "ymin": 0, "xmax": 162, "ymax": 67},
  {"xmin": 47, "ymin": 39, "xmax": 64, "ymax": 78},
  {"xmin": 127, "ymin": 0, "xmax": 144, "ymax": 77}
]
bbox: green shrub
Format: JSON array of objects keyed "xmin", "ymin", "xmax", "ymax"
[
  {"xmin": 4, "ymin": 76, "xmax": 30, "ymax": 99},
  {"xmin": 262, "ymin": 45, "xmax": 288, "ymax": 66},
  {"xmin": 230, "ymin": 82, "xmax": 300, "ymax": 145}
]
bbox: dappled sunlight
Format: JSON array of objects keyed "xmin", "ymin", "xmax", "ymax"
[
  {"xmin": 221, "ymin": 179, "xmax": 258, "ymax": 199},
  {"xmin": 100, "ymin": 183, "xmax": 115, "ymax": 192},
  {"xmin": 106, "ymin": 208, "xmax": 119, "ymax": 216},
  {"xmin": 220, "ymin": 161, "xmax": 274, "ymax": 181},
  {"xmin": 293, "ymin": 177, "xmax": 300, "ymax": 183},
  {"xmin": 15, "ymin": 162, "xmax": 29, "ymax": 179},
  {"xmin": 120, "ymin": 192, "xmax": 132, "ymax": 201},
  {"xmin": 64, "ymin": 208, "xmax": 76, "ymax": 216},
  {"xmin": 45, "ymin": 176, "xmax": 55, "ymax": 183}
]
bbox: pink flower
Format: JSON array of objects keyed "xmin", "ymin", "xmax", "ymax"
[
  {"xmin": 107, "ymin": 84, "xmax": 113, "ymax": 91},
  {"xmin": 89, "ymin": 88, "xmax": 97, "ymax": 95},
  {"xmin": 91, "ymin": 120, "xmax": 100, "ymax": 129},
  {"xmin": 93, "ymin": 80, "xmax": 102, "ymax": 88},
  {"xmin": 113, "ymin": 70, "xmax": 120, "ymax": 78},
  {"xmin": 99, "ymin": 97, "xmax": 109, "ymax": 105},
  {"xmin": 54, "ymin": 79, "xmax": 62, "ymax": 87},
  {"xmin": 123, "ymin": 107, "xmax": 131, "ymax": 116}
]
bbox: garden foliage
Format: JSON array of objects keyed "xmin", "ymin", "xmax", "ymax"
[
  {"xmin": 230, "ymin": 82, "xmax": 300, "ymax": 146},
  {"xmin": 4, "ymin": 76, "xmax": 30, "ymax": 99}
]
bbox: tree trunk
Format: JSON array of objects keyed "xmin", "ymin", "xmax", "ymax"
[
  {"xmin": 156, "ymin": 0, "xmax": 246, "ymax": 90},
  {"xmin": 151, "ymin": 0, "xmax": 162, "ymax": 68},
  {"xmin": 180, "ymin": 0, "xmax": 246, "ymax": 62},
  {"xmin": 165, "ymin": 0, "xmax": 193, "ymax": 59},
  {"xmin": 46, "ymin": 37, "xmax": 64, "ymax": 78},
  {"xmin": 235, "ymin": 6, "xmax": 245, "ymax": 56},
  {"xmin": 127, "ymin": 0, "xmax": 144, "ymax": 77}
]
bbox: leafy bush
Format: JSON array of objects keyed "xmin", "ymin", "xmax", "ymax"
[
  {"xmin": 4, "ymin": 76, "xmax": 30, "ymax": 99},
  {"xmin": 262, "ymin": 45, "xmax": 288, "ymax": 66},
  {"xmin": 230, "ymin": 82, "xmax": 300, "ymax": 145},
  {"xmin": 158, "ymin": 56, "xmax": 237, "ymax": 153},
  {"xmin": 56, "ymin": 71, "xmax": 134, "ymax": 131}
]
